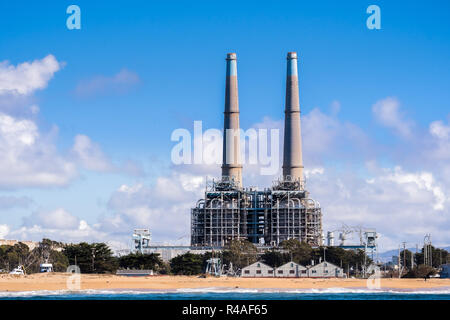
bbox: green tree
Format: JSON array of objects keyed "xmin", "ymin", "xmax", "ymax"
[
  {"xmin": 399, "ymin": 249, "xmax": 414, "ymax": 270},
  {"xmin": 64, "ymin": 242, "xmax": 93, "ymax": 272},
  {"xmin": 343, "ymin": 249, "xmax": 371, "ymax": 275},
  {"xmin": 118, "ymin": 253, "xmax": 164, "ymax": 272},
  {"xmin": 0, "ymin": 245, "xmax": 12, "ymax": 271},
  {"xmin": 63, "ymin": 242, "xmax": 117, "ymax": 273},
  {"xmin": 322, "ymin": 246, "xmax": 347, "ymax": 268},
  {"xmin": 222, "ymin": 240, "xmax": 258, "ymax": 269},
  {"xmin": 0, "ymin": 243, "xmax": 30, "ymax": 271},
  {"xmin": 91, "ymin": 243, "xmax": 118, "ymax": 273},
  {"xmin": 403, "ymin": 264, "xmax": 436, "ymax": 278},
  {"xmin": 415, "ymin": 246, "xmax": 448, "ymax": 268},
  {"xmin": 169, "ymin": 253, "xmax": 204, "ymax": 275},
  {"xmin": 25, "ymin": 239, "xmax": 68, "ymax": 273},
  {"xmin": 280, "ymin": 239, "xmax": 312, "ymax": 265},
  {"xmin": 49, "ymin": 250, "xmax": 69, "ymax": 272},
  {"xmin": 158, "ymin": 261, "xmax": 171, "ymax": 275},
  {"xmin": 261, "ymin": 250, "xmax": 289, "ymax": 268}
]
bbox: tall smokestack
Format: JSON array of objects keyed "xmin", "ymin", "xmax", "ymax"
[
  {"xmin": 221, "ymin": 53, "xmax": 242, "ymax": 187},
  {"xmin": 282, "ymin": 52, "xmax": 304, "ymax": 183}
]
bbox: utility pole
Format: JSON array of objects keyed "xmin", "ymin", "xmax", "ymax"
[
  {"xmin": 91, "ymin": 247, "xmax": 95, "ymax": 273},
  {"xmin": 424, "ymin": 234, "xmax": 432, "ymax": 267},
  {"xmin": 402, "ymin": 242, "xmax": 407, "ymax": 272},
  {"xmin": 416, "ymin": 244, "xmax": 418, "ymax": 268}
]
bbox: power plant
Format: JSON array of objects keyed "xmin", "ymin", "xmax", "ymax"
[{"xmin": 191, "ymin": 52, "xmax": 323, "ymax": 248}]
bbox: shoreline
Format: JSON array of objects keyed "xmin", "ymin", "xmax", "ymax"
[{"xmin": 0, "ymin": 274, "xmax": 449, "ymax": 293}]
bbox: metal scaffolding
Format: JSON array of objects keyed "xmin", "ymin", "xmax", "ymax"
[
  {"xmin": 268, "ymin": 176, "xmax": 322, "ymax": 246},
  {"xmin": 191, "ymin": 176, "xmax": 322, "ymax": 247},
  {"xmin": 132, "ymin": 229, "xmax": 151, "ymax": 254}
]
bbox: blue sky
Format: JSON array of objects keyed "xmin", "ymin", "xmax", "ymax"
[{"xmin": 0, "ymin": 1, "xmax": 449, "ymax": 250}]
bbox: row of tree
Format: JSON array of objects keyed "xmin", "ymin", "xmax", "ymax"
[
  {"xmin": 396, "ymin": 246, "xmax": 448, "ymax": 278},
  {"xmin": 1, "ymin": 238, "xmax": 447, "ymax": 277},
  {"xmin": 169, "ymin": 239, "xmax": 372, "ymax": 276},
  {"xmin": 399, "ymin": 246, "xmax": 448, "ymax": 269},
  {"xmin": 0, "ymin": 239, "xmax": 68, "ymax": 273},
  {"xmin": 0, "ymin": 239, "xmax": 167, "ymax": 274}
]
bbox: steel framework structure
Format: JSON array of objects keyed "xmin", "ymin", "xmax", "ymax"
[{"xmin": 191, "ymin": 177, "xmax": 322, "ymax": 247}]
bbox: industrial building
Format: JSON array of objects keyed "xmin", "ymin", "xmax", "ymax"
[{"xmin": 191, "ymin": 52, "xmax": 323, "ymax": 248}]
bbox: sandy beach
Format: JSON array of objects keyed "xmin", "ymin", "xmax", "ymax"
[{"xmin": 0, "ymin": 273, "xmax": 449, "ymax": 292}]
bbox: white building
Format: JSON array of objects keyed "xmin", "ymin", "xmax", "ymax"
[
  {"xmin": 241, "ymin": 261, "xmax": 274, "ymax": 277},
  {"xmin": 39, "ymin": 263, "xmax": 53, "ymax": 273},
  {"xmin": 275, "ymin": 261, "xmax": 307, "ymax": 277},
  {"xmin": 307, "ymin": 261, "xmax": 344, "ymax": 278}
]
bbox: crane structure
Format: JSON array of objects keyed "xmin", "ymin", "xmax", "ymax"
[
  {"xmin": 424, "ymin": 234, "xmax": 432, "ymax": 267},
  {"xmin": 132, "ymin": 229, "xmax": 152, "ymax": 254},
  {"xmin": 326, "ymin": 224, "xmax": 378, "ymax": 262}
]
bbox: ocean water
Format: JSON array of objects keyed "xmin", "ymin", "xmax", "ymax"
[{"xmin": 0, "ymin": 288, "xmax": 449, "ymax": 300}]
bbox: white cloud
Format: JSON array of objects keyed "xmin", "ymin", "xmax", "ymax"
[
  {"xmin": 302, "ymin": 108, "xmax": 341, "ymax": 157},
  {"xmin": 0, "ymin": 195, "xmax": 32, "ymax": 209},
  {"xmin": 426, "ymin": 120, "xmax": 450, "ymax": 161},
  {"xmin": 372, "ymin": 97, "xmax": 414, "ymax": 137},
  {"xmin": 75, "ymin": 68, "xmax": 140, "ymax": 97},
  {"xmin": 102, "ymin": 172, "xmax": 205, "ymax": 243},
  {"xmin": 0, "ymin": 55, "xmax": 61, "ymax": 96},
  {"xmin": 0, "ymin": 112, "xmax": 77, "ymax": 188},
  {"xmin": 24, "ymin": 208, "xmax": 79, "ymax": 230},
  {"xmin": 301, "ymin": 107, "xmax": 372, "ymax": 166},
  {"xmin": 430, "ymin": 120, "xmax": 450, "ymax": 140},
  {"xmin": 10, "ymin": 218, "xmax": 111, "ymax": 244},
  {"xmin": 0, "ymin": 111, "xmax": 140, "ymax": 188},
  {"xmin": 0, "ymin": 112, "xmax": 38, "ymax": 145},
  {"xmin": 71, "ymin": 134, "xmax": 114, "ymax": 172},
  {"xmin": 309, "ymin": 164, "xmax": 450, "ymax": 250},
  {"xmin": 304, "ymin": 167, "xmax": 325, "ymax": 177},
  {"xmin": 71, "ymin": 135, "xmax": 145, "ymax": 176},
  {"xmin": 0, "ymin": 54, "xmax": 144, "ymax": 188},
  {"xmin": 378, "ymin": 166, "xmax": 446, "ymax": 211},
  {"xmin": 0, "ymin": 55, "xmax": 79, "ymax": 188},
  {"xmin": 0, "ymin": 224, "xmax": 9, "ymax": 238}
]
